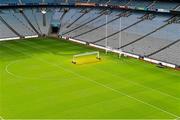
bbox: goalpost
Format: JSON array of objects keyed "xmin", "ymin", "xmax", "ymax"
[{"xmin": 72, "ymin": 51, "xmax": 101, "ymax": 64}]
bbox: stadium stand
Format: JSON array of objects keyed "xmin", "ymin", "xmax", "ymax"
[
  {"xmin": 60, "ymin": 8, "xmax": 84, "ymax": 33},
  {"xmin": 60, "ymin": 8, "xmax": 106, "ymax": 35},
  {"xmin": 21, "ymin": 9, "xmax": 41, "ymax": 35},
  {"xmin": 108, "ymin": 0, "xmax": 130, "ymax": 6},
  {"xmin": 23, "ymin": 8, "xmax": 42, "ymax": 35},
  {"xmin": 0, "ymin": 9, "xmax": 36, "ymax": 37},
  {"xmin": 152, "ymin": 1, "xmax": 178, "ymax": 10},
  {"xmin": 128, "ymin": 0, "xmax": 152, "ymax": 7},
  {"xmin": 150, "ymin": 41, "xmax": 180, "ymax": 65},
  {"xmin": 0, "ymin": 19, "xmax": 18, "ymax": 39},
  {"xmin": 34, "ymin": 8, "xmax": 53, "ymax": 35},
  {"xmin": 72, "ymin": 11, "xmax": 143, "ymax": 43},
  {"xmin": 21, "ymin": 0, "xmax": 42, "ymax": 4},
  {"xmin": 0, "ymin": 0, "xmax": 20, "ymax": 4},
  {"xmin": 94, "ymin": 14, "xmax": 170, "ymax": 49},
  {"xmin": 174, "ymin": 4, "xmax": 180, "ymax": 11},
  {"xmin": 43, "ymin": 0, "xmax": 65, "ymax": 4},
  {"xmin": 71, "ymin": 10, "xmax": 122, "ymax": 38},
  {"xmin": 66, "ymin": 9, "xmax": 91, "ymax": 28},
  {"xmin": 122, "ymin": 21, "xmax": 180, "ymax": 56},
  {"xmin": 0, "ymin": 0, "xmax": 180, "ymax": 67},
  {"xmin": 59, "ymin": 7, "xmax": 180, "ymax": 66},
  {"xmin": 60, "ymin": 10, "xmax": 111, "ymax": 36},
  {"xmin": 91, "ymin": 0, "xmax": 109, "ymax": 4}
]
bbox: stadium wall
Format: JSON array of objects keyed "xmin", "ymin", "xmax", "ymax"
[
  {"xmin": 0, "ymin": 37, "xmax": 20, "ymax": 41},
  {"xmin": 24, "ymin": 35, "xmax": 38, "ymax": 39},
  {"xmin": 0, "ymin": 35, "xmax": 38, "ymax": 41}
]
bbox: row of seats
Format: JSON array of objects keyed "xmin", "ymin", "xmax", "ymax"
[
  {"xmin": 0, "ymin": 8, "xmax": 53, "ymax": 37},
  {"xmin": 152, "ymin": 1, "xmax": 179, "ymax": 10},
  {"xmin": 59, "ymin": 8, "xmax": 180, "ymax": 65},
  {"xmin": 0, "ymin": 7, "xmax": 179, "ymax": 65},
  {"xmin": 0, "ymin": 9, "xmax": 36, "ymax": 36},
  {"xmin": 0, "ymin": 20, "xmax": 18, "ymax": 38}
]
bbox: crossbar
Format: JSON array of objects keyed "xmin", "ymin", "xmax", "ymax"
[
  {"xmin": 74, "ymin": 51, "xmax": 99, "ymax": 58},
  {"xmin": 72, "ymin": 51, "xmax": 100, "ymax": 64}
]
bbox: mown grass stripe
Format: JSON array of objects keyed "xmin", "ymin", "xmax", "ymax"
[
  {"xmin": 19, "ymin": 39, "xmax": 180, "ymax": 101},
  {"xmin": 2, "ymin": 43, "xmax": 178, "ymax": 118}
]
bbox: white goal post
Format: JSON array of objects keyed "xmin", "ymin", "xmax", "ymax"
[{"xmin": 72, "ymin": 51, "xmax": 101, "ymax": 64}]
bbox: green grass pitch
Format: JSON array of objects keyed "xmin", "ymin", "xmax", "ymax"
[{"xmin": 0, "ymin": 37, "xmax": 180, "ymax": 119}]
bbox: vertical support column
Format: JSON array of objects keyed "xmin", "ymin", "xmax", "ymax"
[
  {"xmin": 43, "ymin": 13, "xmax": 46, "ymax": 26},
  {"xmin": 41, "ymin": 9, "xmax": 47, "ymax": 27},
  {"xmin": 105, "ymin": 15, "xmax": 108, "ymax": 54},
  {"xmin": 118, "ymin": 17, "xmax": 122, "ymax": 58}
]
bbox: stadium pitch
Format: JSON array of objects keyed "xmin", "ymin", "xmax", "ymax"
[{"xmin": 0, "ymin": 37, "xmax": 180, "ymax": 119}]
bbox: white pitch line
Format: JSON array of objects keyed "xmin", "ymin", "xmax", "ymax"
[
  {"xmin": 2, "ymin": 44, "xmax": 179, "ymax": 118},
  {"xmin": 124, "ymin": 56, "xmax": 180, "ymax": 77},
  {"xmin": 0, "ymin": 116, "xmax": 4, "ymax": 120},
  {"xmin": 19, "ymin": 40, "xmax": 180, "ymax": 101},
  {"xmin": 5, "ymin": 60, "xmax": 70, "ymax": 80},
  {"xmin": 30, "ymin": 60, "xmax": 180, "ymax": 118},
  {"xmin": 11, "ymin": 41, "xmax": 180, "ymax": 117},
  {"xmin": 94, "ymin": 67, "xmax": 180, "ymax": 101},
  {"xmin": 175, "ymin": 117, "xmax": 180, "ymax": 120}
]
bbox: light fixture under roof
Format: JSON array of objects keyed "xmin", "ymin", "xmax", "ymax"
[{"xmin": 41, "ymin": 10, "xmax": 46, "ymax": 14}]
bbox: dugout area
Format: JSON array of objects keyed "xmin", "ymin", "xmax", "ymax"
[{"xmin": 0, "ymin": 37, "xmax": 180, "ymax": 119}]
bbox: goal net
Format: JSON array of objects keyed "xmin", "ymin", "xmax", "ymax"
[{"xmin": 72, "ymin": 51, "xmax": 101, "ymax": 64}]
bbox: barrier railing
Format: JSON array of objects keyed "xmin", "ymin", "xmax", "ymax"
[
  {"xmin": 24, "ymin": 35, "xmax": 39, "ymax": 38},
  {"xmin": 0, "ymin": 37, "xmax": 20, "ymax": 41}
]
